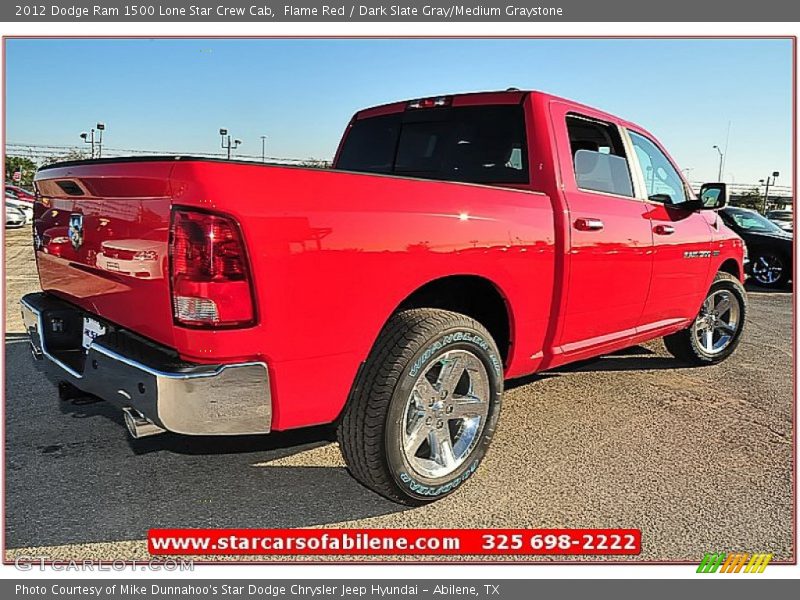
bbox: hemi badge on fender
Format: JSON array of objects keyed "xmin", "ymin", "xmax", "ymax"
[{"xmin": 684, "ymin": 250, "xmax": 712, "ymax": 259}]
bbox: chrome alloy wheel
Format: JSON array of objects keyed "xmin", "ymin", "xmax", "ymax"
[
  {"xmin": 401, "ymin": 349, "xmax": 491, "ymax": 479},
  {"xmin": 693, "ymin": 289, "xmax": 742, "ymax": 355},
  {"xmin": 752, "ymin": 254, "xmax": 784, "ymax": 285}
]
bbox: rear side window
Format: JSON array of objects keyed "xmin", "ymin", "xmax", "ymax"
[
  {"xmin": 336, "ymin": 105, "xmax": 528, "ymax": 184},
  {"xmin": 566, "ymin": 114, "xmax": 633, "ymax": 198},
  {"xmin": 335, "ymin": 114, "xmax": 401, "ymax": 175}
]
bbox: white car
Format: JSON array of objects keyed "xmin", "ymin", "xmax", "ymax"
[
  {"xmin": 96, "ymin": 239, "xmax": 167, "ymax": 280},
  {"xmin": 5, "ymin": 194, "xmax": 33, "ymax": 224},
  {"xmin": 766, "ymin": 209, "xmax": 793, "ymax": 233},
  {"xmin": 5, "ymin": 204, "xmax": 26, "ymax": 228}
]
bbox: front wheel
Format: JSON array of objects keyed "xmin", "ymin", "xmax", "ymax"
[
  {"xmin": 337, "ymin": 309, "xmax": 503, "ymax": 505},
  {"xmin": 663, "ymin": 271, "xmax": 747, "ymax": 365},
  {"xmin": 751, "ymin": 251, "xmax": 789, "ymax": 288}
]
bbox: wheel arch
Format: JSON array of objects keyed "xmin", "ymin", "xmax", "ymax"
[
  {"xmin": 393, "ymin": 274, "xmax": 514, "ymax": 366},
  {"xmin": 718, "ymin": 257, "xmax": 743, "ymax": 281}
]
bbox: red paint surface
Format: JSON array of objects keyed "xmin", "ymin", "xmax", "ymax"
[
  {"xmin": 148, "ymin": 528, "xmax": 642, "ymax": 556},
  {"xmin": 32, "ymin": 90, "xmax": 744, "ymax": 431}
]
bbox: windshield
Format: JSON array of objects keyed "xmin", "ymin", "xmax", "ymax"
[
  {"xmin": 723, "ymin": 208, "xmax": 784, "ymax": 233},
  {"xmin": 335, "ymin": 105, "xmax": 528, "ymax": 185}
]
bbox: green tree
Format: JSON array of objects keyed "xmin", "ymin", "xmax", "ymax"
[
  {"xmin": 298, "ymin": 158, "xmax": 331, "ymax": 169},
  {"xmin": 4, "ymin": 156, "xmax": 37, "ymax": 189},
  {"xmin": 41, "ymin": 149, "xmax": 88, "ymax": 166},
  {"xmin": 729, "ymin": 187, "xmax": 762, "ymax": 211}
]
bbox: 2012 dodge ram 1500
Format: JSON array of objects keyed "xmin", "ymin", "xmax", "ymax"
[{"xmin": 22, "ymin": 90, "xmax": 746, "ymax": 504}]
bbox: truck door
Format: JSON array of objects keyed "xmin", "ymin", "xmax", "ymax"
[
  {"xmin": 549, "ymin": 106, "xmax": 654, "ymax": 357},
  {"xmin": 625, "ymin": 129, "xmax": 713, "ymax": 330}
]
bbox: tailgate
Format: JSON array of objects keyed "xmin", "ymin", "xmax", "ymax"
[{"xmin": 33, "ymin": 160, "xmax": 176, "ymax": 348}]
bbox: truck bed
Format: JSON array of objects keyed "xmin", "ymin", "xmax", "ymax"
[{"xmin": 33, "ymin": 156, "xmax": 556, "ymax": 429}]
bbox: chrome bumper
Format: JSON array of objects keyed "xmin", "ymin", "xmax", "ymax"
[{"xmin": 21, "ymin": 293, "xmax": 272, "ymax": 436}]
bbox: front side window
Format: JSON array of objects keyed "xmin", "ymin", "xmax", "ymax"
[
  {"xmin": 566, "ymin": 114, "xmax": 633, "ymax": 198},
  {"xmin": 628, "ymin": 131, "xmax": 688, "ymax": 204},
  {"xmin": 336, "ymin": 105, "xmax": 528, "ymax": 184}
]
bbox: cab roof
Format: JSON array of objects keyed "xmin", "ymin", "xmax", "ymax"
[{"xmin": 354, "ymin": 89, "xmax": 646, "ymax": 133}]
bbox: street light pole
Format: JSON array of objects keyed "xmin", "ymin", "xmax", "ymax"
[
  {"xmin": 80, "ymin": 131, "xmax": 93, "ymax": 158},
  {"xmin": 712, "ymin": 145, "xmax": 723, "ymax": 181},
  {"xmin": 261, "ymin": 135, "xmax": 267, "ymax": 163},
  {"xmin": 760, "ymin": 171, "xmax": 780, "ymax": 214},
  {"xmin": 96, "ymin": 122, "xmax": 105, "ymax": 158},
  {"xmin": 219, "ymin": 128, "xmax": 241, "ymax": 160},
  {"xmin": 80, "ymin": 122, "xmax": 105, "ymax": 159}
]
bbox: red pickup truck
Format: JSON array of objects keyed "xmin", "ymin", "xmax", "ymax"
[{"xmin": 23, "ymin": 90, "xmax": 746, "ymax": 505}]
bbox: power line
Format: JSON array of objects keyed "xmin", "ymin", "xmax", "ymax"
[
  {"xmin": 4, "ymin": 142, "xmax": 330, "ymax": 166},
  {"xmin": 689, "ymin": 181, "xmax": 792, "ymax": 195},
  {"xmin": 4, "ymin": 142, "xmax": 793, "ymax": 195}
]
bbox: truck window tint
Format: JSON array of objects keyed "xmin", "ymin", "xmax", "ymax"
[
  {"xmin": 566, "ymin": 114, "xmax": 633, "ymax": 197},
  {"xmin": 336, "ymin": 114, "xmax": 401, "ymax": 174},
  {"xmin": 336, "ymin": 105, "xmax": 528, "ymax": 184},
  {"xmin": 628, "ymin": 131, "xmax": 688, "ymax": 204}
]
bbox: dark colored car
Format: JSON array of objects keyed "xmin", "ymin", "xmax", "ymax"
[{"xmin": 720, "ymin": 206, "xmax": 793, "ymax": 288}]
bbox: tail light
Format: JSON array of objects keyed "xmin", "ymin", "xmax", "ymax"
[
  {"xmin": 169, "ymin": 208, "xmax": 256, "ymax": 328},
  {"xmin": 407, "ymin": 96, "xmax": 451, "ymax": 110}
]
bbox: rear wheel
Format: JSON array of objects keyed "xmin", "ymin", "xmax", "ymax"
[
  {"xmin": 663, "ymin": 271, "xmax": 747, "ymax": 365},
  {"xmin": 337, "ymin": 309, "xmax": 503, "ymax": 505},
  {"xmin": 750, "ymin": 251, "xmax": 788, "ymax": 288}
]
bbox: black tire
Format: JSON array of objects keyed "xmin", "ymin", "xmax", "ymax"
[
  {"xmin": 663, "ymin": 271, "xmax": 747, "ymax": 365},
  {"xmin": 750, "ymin": 251, "xmax": 790, "ymax": 288},
  {"xmin": 337, "ymin": 308, "xmax": 503, "ymax": 505}
]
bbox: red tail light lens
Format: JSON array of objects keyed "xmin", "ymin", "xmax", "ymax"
[
  {"xmin": 169, "ymin": 209, "xmax": 255, "ymax": 328},
  {"xmin": 407, "ymin": 96, "xmax": 451, "ymax": 109}
]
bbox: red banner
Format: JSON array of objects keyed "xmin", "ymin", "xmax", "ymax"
[{"xmin": 148, "ymin": 528, "xmax": 641, "ymax": 556}]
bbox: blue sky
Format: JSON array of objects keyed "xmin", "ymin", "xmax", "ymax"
[{"xmin": 5, "ymin": 38, "xmax": 793, "ymax": 185}]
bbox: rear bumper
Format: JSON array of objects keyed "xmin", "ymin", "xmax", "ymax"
[{"xmin": 20, "ymin": 292, "xmax": 271, "ymax": 436}]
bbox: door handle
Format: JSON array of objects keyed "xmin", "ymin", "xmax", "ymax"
[
  {"xmin": 654, "ymin": 224, "xmax": 675, "ymax": 235},
  {"xmin": 574, "ymin": 218, "xmax": 604, "ymax": 231}
]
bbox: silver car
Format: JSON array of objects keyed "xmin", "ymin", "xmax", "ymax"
[
  {"xmin": 5, "ymin": 203, "xmax": 26, "ymax": 228},
  {"xmin": 5, "ymin": 193, "xmax": 33, "ymax": 224}
]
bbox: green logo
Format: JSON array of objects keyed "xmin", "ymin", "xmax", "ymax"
[{"xmin": 697, "ymin": 552, "xmax": 772, "ymax": 573}]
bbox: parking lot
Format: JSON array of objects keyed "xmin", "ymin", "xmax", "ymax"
[{"xmin": 3, "ymin": 226, "xmax": 794, "ymax": 563}]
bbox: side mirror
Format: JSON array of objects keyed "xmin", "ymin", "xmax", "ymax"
[{"xmin": 698, "ymin": 183, "xmax": 728, "ymax": 210}]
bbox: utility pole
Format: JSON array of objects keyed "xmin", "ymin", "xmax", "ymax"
[
  {"xmin": 261, "ymin": 135, "xmax": 267, "ymax": 163},
  {"xmin": 80, "ymin": 122, "xmax": 105, "ymax": 159},
  {"xmin": 712, "ymin": 145, "xmax": 723, "ymax": 181},
  {"xmin": 721, "ymin": 121, "xmax": 731, "ymax": 179},
  {"xmin": 219, "ymin": 128, "xmax": 241, "ymax": 160}
]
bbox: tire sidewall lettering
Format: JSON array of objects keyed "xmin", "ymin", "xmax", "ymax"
[
  {"xmin": 409, "ymin": 330, "xmax": 502, "ymax": 380},
  {"xmin": 398, "ymin": 459, "xmax": 480, "ymax": 497}
]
